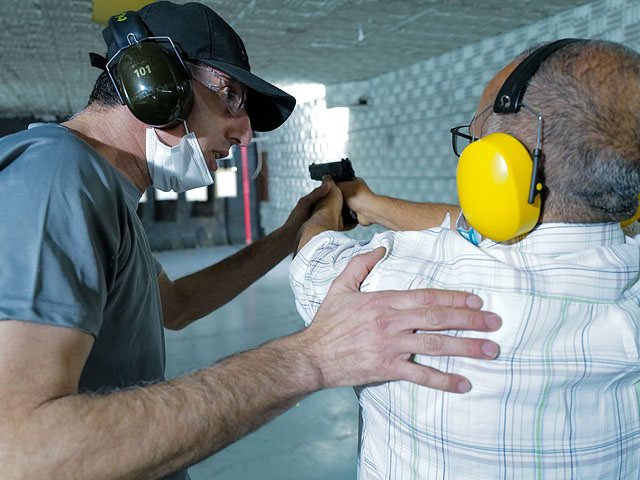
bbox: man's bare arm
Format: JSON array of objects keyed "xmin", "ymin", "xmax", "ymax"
[
  {"xmin": 0, "ymin": 250, "xmax": 500, "ymax": 480},
  {"xmin": 338, "ymin": 178, "xmax": 461, "ymax": 230},
  {"xmin": 161, "ymin": 183, "xmax": 330, "ymax": 330},
  {"xmin": 0, "ymin": 320, "xmax": 318, "ymax": 480}
]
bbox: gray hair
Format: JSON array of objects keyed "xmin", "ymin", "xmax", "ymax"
[{"xmin": 483, "ymin": 40, "xmax": 640, "ymax": 223}]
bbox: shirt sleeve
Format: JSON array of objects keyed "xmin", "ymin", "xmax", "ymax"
[
  {"xmin": 288, "ymin": 230, "xmax": 397, "ymax": 326},
  {"xmin": 153, "ymin": 256, "xmax": 163, "ymax": 276},
  {"xmin": 0, "ymin": 128, "xmax": 122, "ymax": 336}
]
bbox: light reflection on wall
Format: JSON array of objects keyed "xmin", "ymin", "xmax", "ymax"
[
  {"xmin": 259, "ymin": 82, "xmax": 351, "ymax": 234},
  {"xmin": 281, "ymin": 83, "xmax": 349, "ymax": 160}
]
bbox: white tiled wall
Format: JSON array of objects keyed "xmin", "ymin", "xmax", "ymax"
[{"xmin": 260, "ymin": 0, "xmax": 640, "ymax": 239}]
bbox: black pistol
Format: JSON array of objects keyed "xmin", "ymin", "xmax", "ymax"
[{"xmin": 309, "ymin": 158, "xmax": 358, "ymax": 226}]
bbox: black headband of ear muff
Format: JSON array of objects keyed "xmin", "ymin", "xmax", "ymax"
[
  {"xmin": 107, "ymin": 11, "xmax": 151, "ymax": 60},
  {"xmin": 90, "ymin": 12, "xmax": 153, "ymax": 70},
  {"xmin": 494, "ymin": 39, "xmax": 580, "ymax": 114}
]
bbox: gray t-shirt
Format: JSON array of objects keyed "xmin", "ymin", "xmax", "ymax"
[{"xmin": 0, "ymin": 123, "xmax": 187, "ymax": 480}]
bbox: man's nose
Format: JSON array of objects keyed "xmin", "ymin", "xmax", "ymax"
[{"xmin": 229, "ymin": 109, "xmax": 252, "ymax": 146}]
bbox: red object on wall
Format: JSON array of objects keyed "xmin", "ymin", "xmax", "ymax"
[{"xmin": 240, "ymin": 145, "xmax": 252, "ymax": 244}]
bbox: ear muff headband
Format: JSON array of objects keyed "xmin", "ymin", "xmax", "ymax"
[
  {"xmin": 494, "ymin": 39, "xmax": 579, "ymax": 114},
  {"xmin": 105, "ymin": 11, "xmax": 193, "ymax": 128},
  {"xmin": 457, "ymin": 39, "xmax": 580, "ymax": 241}
]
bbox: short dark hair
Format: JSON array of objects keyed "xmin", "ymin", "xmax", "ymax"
[
  {"xmin": 87, "ymin": 68, "xmax": 121, "ymax": 107},
  {"xmin": 485, "ymin": 40, "xmax": 640, "ymax": 223}
]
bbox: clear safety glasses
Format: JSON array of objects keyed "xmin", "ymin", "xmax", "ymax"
[{"xmin": 188, "ymin": 62, "xmax": 247, "ymax": 115}]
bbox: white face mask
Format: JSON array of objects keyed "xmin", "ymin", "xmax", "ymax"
[{"xmin": 145, "ymin": 122, "xmax": 213, "ymax": 193}]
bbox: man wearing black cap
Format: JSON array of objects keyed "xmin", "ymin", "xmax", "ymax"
[{"xmin": 0, "ymin": 2, "xmax": 500, "ymax": 478}]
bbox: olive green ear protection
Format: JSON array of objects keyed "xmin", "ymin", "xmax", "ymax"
[
  {"xmin": 104, "ymin": 11, "xmax": 193, "ymax": 129},
  {"xmin": 456, "ymin": 39, "xmax": 579, "ymax": 241}
]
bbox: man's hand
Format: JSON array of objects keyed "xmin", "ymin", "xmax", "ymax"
[
  {"xmin": 311, "ymin": 176, "xmax": 347, "ymax": 229},
  {"xmin": 282, "ymin": 182, "xmax": 331, "ymax": 234},
  {"xmin": 337, "ymin": 178, "xmax": 376, "ymax": 226},
  {"xmin": 301, "ymin": 248, "xmax": 501, "ymax": 393},
  {"xmin": 295, "ymin": 177, "xmax": 350, "ymax": 253}
]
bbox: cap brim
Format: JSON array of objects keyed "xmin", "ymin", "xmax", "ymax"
[{"xmin": 199, "ymin": 60, "xmax": 296, "ymax": 132}]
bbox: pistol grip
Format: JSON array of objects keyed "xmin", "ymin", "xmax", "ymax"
[{"xmin": 341, "ymin": 205, "xmax": 358, "ymax": 226}]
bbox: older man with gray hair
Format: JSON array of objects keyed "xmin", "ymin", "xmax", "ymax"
[{"xmin": 292, "ymin": 39, "xmax": 640, "ymax": 478}]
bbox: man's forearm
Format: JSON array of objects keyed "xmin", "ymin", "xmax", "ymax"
[
  {"xmin": 4, "ymin": 333, "xmax": 318, "ymax": 480},
  {"xmin": 362, "ymin": 195, "xmax": 460, "ymax": 231},
  {"xmin": 162, "ymin": 223, "xmax": 297, "ymax": 329},
  {"xmin": 295, "ymin": 211, "xmax": 339, "ymax": 254},
  {"xmin": 294, "ymin": 196, "xmax": 460, "ymax": 253}
]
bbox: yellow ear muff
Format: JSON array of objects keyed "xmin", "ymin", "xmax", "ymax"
[
  {"xmin": 456, "ymin": 132, "xmax": 541, "ymax": 241},
  {"xmin": 621, "ymin": 193, "xmax": 640, "ymax": 227}
]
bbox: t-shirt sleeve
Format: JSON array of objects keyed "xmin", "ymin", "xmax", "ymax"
[
  {"xmin": 288, "ymin": 230, "xmax": 396, "ymax": 326},
  {"xmin": 153, "ymin": 256, "xmax": 163, "ymax": 277},
  {"xmin": 0, "ymin": 128, "xmax": 122, "ymax": 336}
]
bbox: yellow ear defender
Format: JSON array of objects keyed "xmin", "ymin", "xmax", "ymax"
[
  {"xmin": 456, "ymin": 38, "xmax": 580, "ymax": 242},
  {"xmin": 457, "ymin": 133, "xmax": 542, "ymax": 241}
]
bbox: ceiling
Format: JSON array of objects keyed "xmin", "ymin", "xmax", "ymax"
[{"xmin": 0, "ymin": 0, "xmax": 594, "ymax": 121}]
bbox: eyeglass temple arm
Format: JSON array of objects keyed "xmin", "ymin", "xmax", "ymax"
[{"xmin": 450, "ymin": 128, "xmax": 457, "ymax": 155}]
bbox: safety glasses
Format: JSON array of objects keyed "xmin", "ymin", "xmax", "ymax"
[{"xmin": 188, "ymin": 62, "xmax": 247, "ymax": 115}]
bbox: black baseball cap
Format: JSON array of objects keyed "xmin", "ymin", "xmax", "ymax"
[{"xmin": 102, "ymin": 1, "xmax": 296, "ymax": 132}]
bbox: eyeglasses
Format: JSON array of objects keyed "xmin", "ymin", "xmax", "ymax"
[
  {"xmin": 450, "ymin": 124, "xmax": 474, "ymax": 157},
  {"xmin": 188, "ymin": 62, "xmax": 247, "ymax": 115},
  {"xmin": 451, "ymin": 103, "xmax": 545, "ymax": 205}
]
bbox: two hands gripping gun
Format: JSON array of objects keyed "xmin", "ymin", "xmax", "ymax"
[{"xmin": 309, "ymin": 158, "xmax": 358, "ymax": 226}]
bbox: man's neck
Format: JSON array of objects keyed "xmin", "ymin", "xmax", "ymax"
[{"xmin": 62, "ymin": 105, "xmax": 150, "ymax": 192}]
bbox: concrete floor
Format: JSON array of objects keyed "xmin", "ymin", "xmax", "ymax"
[{"xmin": 156, "ymin": 245, "xmax": 359, "ymax": 480}]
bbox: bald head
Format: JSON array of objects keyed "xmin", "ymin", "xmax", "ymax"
[
  {"xmin": 477, "ymin": 62, "xmax": 518, "ymax": 116},
  {"xmin": 476, "ymin": 40, "xmax": 640, "ymax": 223}
]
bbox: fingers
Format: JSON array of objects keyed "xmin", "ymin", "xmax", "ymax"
[
  {"xmin": 321, "ymin": 175, "xmax": 336, "ymax": 186},
  {"xmin": 306, "ymin": 265, "xmax": 502, "ymax": 394},
  {"xmin": 312, "ymin": 176, "xmax": 342, "ymax": 209},
  {"xmin": 398, "ymin": 332, "xmax": 499, "ymax": 360},
  {"xmin": 387, "ymin": 304, "xmax": 501, "ymax": 334},
  {"xmin": 393, "ymin": 363, "xmax": 472, "ymax": 393},
  {"xmin": 292, "ymin": 184, "xmax": 330, "ymax": 217},
  {"xmin": 382, "ymin": 334, "xmax": 499, "ymax": 394},
  {"xmin": 304, "ymin": 182, "xmax": 330, "ymax": 203},
  {"xmin": 328, "ymin": 248, "xmax": 386, "ymax": 293},
  {"xmin": 371, "ymin": 287, "xmax": 485, "ymax": 311}
]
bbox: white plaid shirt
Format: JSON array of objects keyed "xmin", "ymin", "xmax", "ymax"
[{"xmin": 289, "ymin": 219, "xmax": 640, "ymax": 479}]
